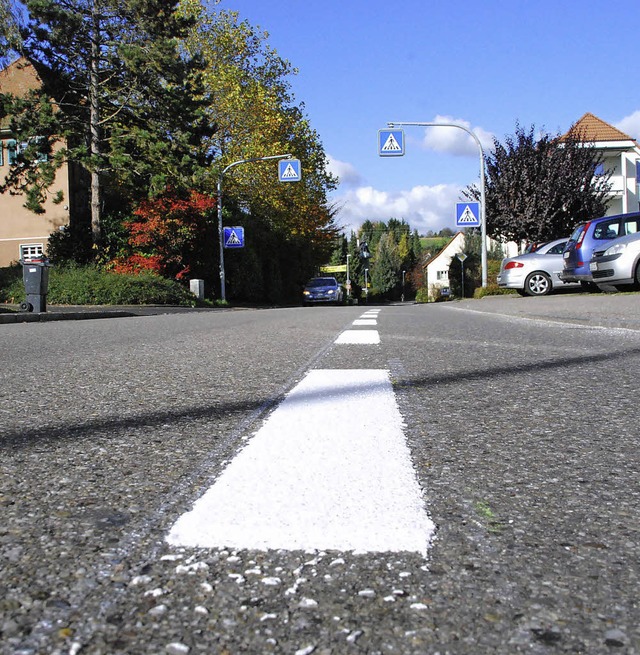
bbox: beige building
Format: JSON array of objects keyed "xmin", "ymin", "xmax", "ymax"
[{"xmin": 0, "ymin": 58, "xmax": 75, "ymax": 265}]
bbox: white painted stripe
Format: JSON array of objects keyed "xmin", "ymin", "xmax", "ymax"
[
  {"xmin": 167, "ymin": 369, "xmax": 434, "ymax": 554},
  {"xmin": 353, "ymin": 319, "xmax": 377, "ymax": 326},
  {"xmin": 335, "ymin": 330, "xmax": 380, "ymax": 344}
]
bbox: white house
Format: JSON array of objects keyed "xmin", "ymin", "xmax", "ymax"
[
  {"xmin": 564, "ymin": 112, "xmax": 640, "ymax": 216},
  {"xmin": 422, "ymin": 231, "xmax": 465, "ymax": 299}
]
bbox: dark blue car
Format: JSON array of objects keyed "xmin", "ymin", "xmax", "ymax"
[
  {"xmin": 561, "ymin": 212, "xmax": 640, "ymax": 286},
  {"xmin": 302, "ymin": 277, "xmax": 344, "ymax": 305}
]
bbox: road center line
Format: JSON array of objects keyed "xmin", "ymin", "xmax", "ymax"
[
  {"xmin": 335, "ymin": 330, "xmax": 380, "ymax": 344},
  {"xmin": 167, "ymin": 369, "xmax": 434, "ymax": 555}
]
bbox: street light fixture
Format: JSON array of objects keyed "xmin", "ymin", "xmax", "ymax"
[
  {"xmin": 217, "ymin": 154, "xmax": 292, "ymax": 302},
  {"xmin": 387, "ymin": 121, "xmax": 488, "ymax": 287}
]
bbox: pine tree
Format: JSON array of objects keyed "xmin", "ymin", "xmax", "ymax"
[{"xmin": 2, "ymin": 0, "xmax": 208, "ymax": 248}]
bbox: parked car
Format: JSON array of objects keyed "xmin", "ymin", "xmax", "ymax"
[
  {"xmin": 497, "ymin": 238, "xmax": 578, "ymax": 296},
  {"xmin": 589, "ymin": 231, "xmax": 640, "ymax": 290},
  {"xmin": 561, "ymin": 212, "xmax": 640, "ymax": 286},
  {"xmin": 302, "ymin": 277, "xmax": 344, "ymax": 305}
]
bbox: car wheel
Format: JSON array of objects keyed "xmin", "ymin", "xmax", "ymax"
[
  {"xmin": 524, "ymin": 271, "xmax": 552, "ymax": 296},
  {"xmin": 634, "ymin": 261, "xmax": 640, "ymax": 290}
]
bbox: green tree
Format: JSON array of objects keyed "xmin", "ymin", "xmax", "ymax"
[
  {"xmin": 0, "ymin": 0, "xmax": 22, "ymax": 65},
  {"xmin": 1, "ymin": 0, "xmax": 208, "ymax": 247},
  {"xmin": 371, "ymin": 232, "xmax": 401, "ymax": 298},
  {"xmin": 467, "ymin": 123, "xmax": 612, "ymax": 244}
]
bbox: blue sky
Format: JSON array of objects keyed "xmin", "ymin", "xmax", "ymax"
[{"xmin": 219, "ymin": 0, "xmax": 640, "ymax": 235}]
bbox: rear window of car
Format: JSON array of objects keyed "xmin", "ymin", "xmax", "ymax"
[
  {"xmin": 546, "ymin": 242, "xmax": 566, "ymax": 255},
  {"xmin": 568, "ymin": 224, "xmax": 585, "ymax": 242}
]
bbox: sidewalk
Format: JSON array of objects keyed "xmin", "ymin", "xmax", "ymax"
[{"xmin": 0, "ymin": 304, "xmax": 217, "ymax": 324}]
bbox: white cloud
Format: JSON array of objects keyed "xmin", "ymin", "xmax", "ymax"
[
  {"xmin": 332, "ymin": 183, "xmax": 464, "ymax": 235},
  {"xmin": 615, "ymin": 111, "xmax": 640, "ymax": 140},
  {"xmin": 326, "ymin": 154, "xmax": 364, "ymax": 187},
  {"xmin": 421, "ymin": 115, "xmax": 495, "ymax": 157}
]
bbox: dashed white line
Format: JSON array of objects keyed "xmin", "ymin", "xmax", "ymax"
[
  {"xmin": 335, "ymin": 330, "xmax": 380, "ymax": 344},
  {"xmin": 166, "ymin": 369, "xmax": 434, "ymax": 555}
]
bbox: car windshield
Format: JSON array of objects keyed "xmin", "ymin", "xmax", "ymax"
[{"xmin": 307, "ymin": 278, "xmax": 336, "ymax": 288}]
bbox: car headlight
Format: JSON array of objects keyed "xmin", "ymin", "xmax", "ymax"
[
  {"xmin": 605, "ymin": 242, "xmax": 627, "ymax": 256},
  {"xmin": 327, "ymin": 289, "xmax": 335, "ymax": 294},
  {"xmin": 303, "ymin": 290, "xmax": 310, "ymax": 296}
]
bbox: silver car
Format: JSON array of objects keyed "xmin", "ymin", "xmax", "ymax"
[
  {"xmin": 497, "ymin": 238, "xmax": 580, "ymax": 296},
  {"xmin": 589, "ymin": 231, "xmax": 640, "ymax": 290}
]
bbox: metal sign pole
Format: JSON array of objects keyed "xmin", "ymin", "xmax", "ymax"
[
  {"xmin": 387, "ymin": 121, "xmax": 488, "ymax": 287},
  {"xmin": 217, "ymin": 153, "xmax": 292, "ymax": 302}
]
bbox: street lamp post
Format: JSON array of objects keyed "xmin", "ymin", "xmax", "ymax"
[
  {"xmin": 401, "ymin": 269, "xmax": 406, "ymax": 302},
  {"xmin": 217, "ymin": 153, "xmax": 291, "ymax": 302},
  {"xmin": 387, "ymin": 121, "xmax": 488, "ymax": 287},
  {"xmin": 346, "ymin": 253, "xmax": 351, "ymax": 299}
]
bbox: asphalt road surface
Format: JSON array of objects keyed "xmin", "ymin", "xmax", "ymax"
[{"xmin": 1, "ymin": 294, "xmax": 639, "ymax": 654}]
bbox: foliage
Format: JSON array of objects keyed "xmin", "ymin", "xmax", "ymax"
[
  {"xmin": 0, "ymin": 264, "xmax": 195, "ymax": 305},
  {"xmin": 466, "ymin": 123, "xmax": 612, "ymax": 243},
  {"xmin": 0, "ymin": 0, "xmax": 22, "ymax": 66},
  {"xmin": 1, "ymin": 0, "xmax": 209, "ymax": 244},
  {"xmin": 109, "ymin": 188, "xmax": 216, "ymax": 281},
  {"xmin": 415, "ymin": 287, "xmax": 430, "ymax": 304},
  {"xmin": 180, "ymin": 2, "xmax": 338, "ymax": 246},
  {"xmin": 473, "ymin": 284, "xmax": 516, "ymax": 298},
  {"xmin": 342, "ymin": 219, "xmax": 422, "ymax": 301}
]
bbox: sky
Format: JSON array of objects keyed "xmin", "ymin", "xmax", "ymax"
[{"xmin": 218, "ymin": 0, "xmax": 640, "ymax": 236}]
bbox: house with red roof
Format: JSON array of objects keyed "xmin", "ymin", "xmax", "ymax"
[{"xmin": 563, "ymin": 112, "xmax": 640, "ymax": 216}]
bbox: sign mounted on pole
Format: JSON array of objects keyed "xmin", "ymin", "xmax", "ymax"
[
  {"xmin": 455, "ymin": 202, "xmax": 481, "ymax": 227},
  {"xmin": 278, "ymin": 159, "xmax": 301, "ymax": 182},
  {"xmin": 223, "ymin": 226, "xmax": 245, "ymax": 249},
  {"xmin": 378, "ymin": 129, "xmax": 405, "ymax": 156}
]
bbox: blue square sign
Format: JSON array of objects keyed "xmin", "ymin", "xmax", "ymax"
[
  {"xmin": 223, "ymin": 226, "xmax": 245, "ymax": 248},
  {"xmin": 455, "ymin": 202, "xmax": 481, "ymax": 227},
  {"xmin": 278, "ymin": 159, "xmax": 301, "ymax": 182},
  {"xmin": 378, "ymin": 129, "xmax": 405, "ymax": 156}
]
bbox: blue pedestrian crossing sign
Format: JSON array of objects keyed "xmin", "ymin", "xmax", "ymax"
[
  {"xmin": 455, "ymin": 202, "xmax": 481, "ymax": 227},
  {"xmin": 378, "ymin": 129, "xmax": 405, "ymax": 156},
  {"xmin": 223, "ymin": 226, "xmax": 245, "ymax": 248},
  {"xmin": 278, "ymin": 159, "xmax": 301, "ymax": 182}
]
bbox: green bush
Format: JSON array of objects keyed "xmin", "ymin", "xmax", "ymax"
[
  {"xmin": 1, "ymin": 264, "xmax": 196, "ymax": 306},
  {"xmin": 415, "ymin": 288, "xmax": 430, "ymax": 303},
  {"xmin": 473, "ymin": 283, "xmax": 517, "ymax": 298}
]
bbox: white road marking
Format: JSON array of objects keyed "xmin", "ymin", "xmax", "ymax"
[
  {"xmin": 167, "ymin": 369, "xmax": 434, "ymax": 555},
  {"xmin": 335, "ymin": 330, "xmax": 380, "ymax": 344},
  {"xmin": 353, "ymin": 319, "xmax": 377, "ymax": 326}
]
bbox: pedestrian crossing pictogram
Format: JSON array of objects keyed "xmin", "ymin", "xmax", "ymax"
[
  {"xmin": 378, "ymin": 129, "xmax": 405, "ymax": 157},
  {"xmin": 223, "ymin": 226, "xmax": 245, "ymax": 248},
  {"xmin": 455, "ymin": 202, "xmax": 481, "ymax": 227},
  {"xmin": 382, "ymin": 133, "xmax": 402, "ymax": 152},
  {"xmin": 280, "ymin": 163, "xmax": 299, "ymax": 179},
  {"xmin": 458, "ymin": 206, "xmax": 476, "ymax": 223},
  {"xmin": 278, "ymin": 159, "xmax": 301, "ymax": 182}
]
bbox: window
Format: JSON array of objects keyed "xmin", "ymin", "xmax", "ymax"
[
  {"xmin": 593, "ymin": 220, "xmax": 620, "ymax": 240},
  {"xmin": 20, "ymin": 244, "xmax": 44, "ymax": 261},
  {"xmin": 7, "ymin": 139, "xmax": 17, "ymax": 165},
  {"xmin": 5, "ymin": 138, "xmax": 48, "ymax": 164},
  {"xmin": 436, "ymin": 270, "xmax": 448, "ymax": 281}
]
